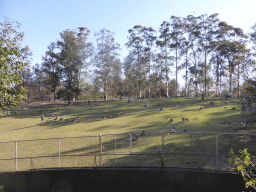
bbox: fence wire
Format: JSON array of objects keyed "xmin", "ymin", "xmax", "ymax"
[{"xmin": 1, "ymin": 131, "xmax": 256, "ymax": 172}]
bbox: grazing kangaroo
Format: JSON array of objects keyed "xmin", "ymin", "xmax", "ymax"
[
  {"xmin": 136, "ymin": 130, "xmax": 145, "ymax": 137},
  {"xmin": 55, "ymin": 115, "xmax": 59, "ymax": 121},
  {"xmin": 114, "ymin": 114, "xmax": 120, "ymax": 117},
  {"xmin": 71, "ymin": 117, "xmax": 79, "ymax": 123},
  {"xmin": 159, "ymin": 108, "xmax": 163, "ymax": 111},
  {"xmin": 182, "ymin": 118, "xmax": 189, "ymax": 123},
  {"xmin": 126, "ymin": 136, "xmax": 139, "ymax": 142},
  {"xmin": 170, "ymin": 127, "xmax": 176, "ymax": 132},
  {"xmin": 132, "ymin": 136, "xmax": 139, "ymax": 142}
]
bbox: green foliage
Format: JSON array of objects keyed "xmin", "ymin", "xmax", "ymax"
[
  {"xmin": 230, "ymin": 148, "xmax": 256, "ymax": 190},
  {"xmin": 94, "ymin": 28, "xmax": 121, "ymax": 100},
  {"xmin": 0, "ymin": 18, "xmax": 27, "ymax": 116}
]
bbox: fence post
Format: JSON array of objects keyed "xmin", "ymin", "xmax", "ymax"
[
  {"xmin": 15, "ymin": 142, "xmax": 17, "ymax": 171},
  {"xmin": 58, "ymin": 139, "xmax": 60, "ymax": 167},
  {"xmin": 245, "ymin": 104, "xmax": 247, "ymax": 126},
  {"xmin": 162, "ymin": 130, "xmax": 165, "ymax": 167},
  {"xmin": 115, "ymin": 134, "xmax": 117, "ymax": 166},
  {"xmin": 146, "ymin": 132, "xmax": 148, "ymax": 167},
  {"xmin": 216, "ymin": 133, "xmax": 218, "ymax": 170},
  {"xmin": 128, "ymin": 133, "xmax": 132, "ymax": 166},
  {"xmin": 99, "ymin": 133, "xmax": 102, "ymax": 167}
]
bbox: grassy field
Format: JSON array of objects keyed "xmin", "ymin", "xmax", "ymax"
[{"xmin": 0, "ymin": 97, "xmax": 255, "ymax": 171}]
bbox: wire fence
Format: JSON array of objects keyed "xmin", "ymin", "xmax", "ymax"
[
  {"xmin": 241, "ymin": 97, "xmax": 255, "ymax": 127},
  {"xmin": 1, "ymin": 131, "xmax": 256, "ymax": 172}
]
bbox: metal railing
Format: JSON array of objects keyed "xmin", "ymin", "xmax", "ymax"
[{"xmin": 1, "ymin": 131, "xmax": 256, "ymax": 172}]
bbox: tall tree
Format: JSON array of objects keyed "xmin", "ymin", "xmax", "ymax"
[
  {"xmin": 214, "ymin": 21, "xmax": 248, "ymax": 96},
  {"xmin": 94, "ymin": 28, "xmax": 121, "ymax": 100},
  {"xmin": 183, "ymin": 15, "xmax": 201, "ymax": 97},
  {"xmin": 180, "ymin": 40, "xmax": 191, "ymax": 97},
  {"xmin": 0, "ymin": 19, "xmax": 27, "ymax": 116},
  {"xmin": 42, "ymin": 42, "xmax": 60, "ymax": 101},
  {"xmin": 126, "ymin": 25, "xmax": 149, "ymax": 98},
  {"xmin": 169, "ymin": 15, "xmax": 186, "ymax": 98},
  {"xmin": 217, "ymin": 40, "xmax": 248, "ymax": 95},
  {"xmin": 197, "ymin": 13, "xmax": 220, "ymax": 97},
  {"xmin": 157, "ymin": 21, "xmax": 172, "ymax": 97},
  {"xmin": 56, "ymin": 29, "xmax": 81, "ymax": 105},
  {"xmin": 76, "ymin": 27, "xmax": 94, "ymax": 100},
  {"xmin": 123, "ymin": 51, "xmax": 137, "ymax": 99},
  {"xmin": 142, "ymin": 27, "xmax": 157, "ymax": 98}
]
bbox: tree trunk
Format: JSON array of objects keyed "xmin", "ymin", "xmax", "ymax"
[
  {"xmin": 185, "ymin": 51, "xmax": 188, "ymax": 97},
  {"xmin": 237, "ymin": 64, "xmax": 240, "ymax": 97},
  {"xmin": 175, "ymin": 46, "xmax": 178, "ymax": 98},
  {"xmin": 204, "ymin": 51, "xmax": 207, "ymax": 97},
  {"xmin": 229, "ymin": 61, "xmax": 232, "ymax": 94},
  {"xmin": 166, "ymin": 81, "xmax": 168, "ymax": 97},
  {"xmin": 138, "ymin": 52, "xmax": 141, "ymax": 99},
  {"xmin": 54, "ymin": 87, "xmax": 56, "ymax": 101},
  {"xmin": 216, "ymin": 55, "xmax": 220, "ymax": 96},
  {"xmin": 165, "ymin": 45, "xmax": 169, "ymax": 97},
  {"xmin": 148, "ymin": 58, "xmax": 151, "ymax": 98}
]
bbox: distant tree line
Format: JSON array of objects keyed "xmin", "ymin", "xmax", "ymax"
[{"xmin": 1, "ymin": 13, "xmax": 256, "ymax": 111}]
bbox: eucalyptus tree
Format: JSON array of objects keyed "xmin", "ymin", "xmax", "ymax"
[
  {"xmin": 250, "ymin": 23, "xmax": 256, "ymax": 57},
  {"xmin": 169, "ymin": 15, "xmax": 186, "ymax": 98},
  {"xmin": 56, "ymin": 29, "xmax": 82, "ymax": 105},
  {"xmin": 123, "ymin": 51, "xmax": 137, "ymax": 99},
  {"xmin": 156, "ymin": 21, "xmax": 171, "ymax": 97},
  {"xmin": 183, "ymin": 14, "xmax": 201, "ymax": 97},
  {"xmin": 20, "ymin": 45, "xmax": 33, "ymax": 87},
  {"xmin": 0, "ymin": 19, "xmax": 28, "ymax": 116},
  {"xmin": 197, "ymin": 13, "xmax": 220, "ymax": 97},
  {"xmin": 245, "ymin": 23, "xmax": 256, "ymax": 87},
  {"xmin": 76, "ymin": 27, "xmax": 94, "ymax": 99},
  {"xmin": 227, "ymin": 26, "xmax": 248, "ymax": 97},
  {"xmin": 126, "ymin": 25, "xmax": 151, "ymax": 98},
  {"xmin": 217, "ymin": 40, "xmax": 248, "ymax": 95},
  {"xmin": 142, "ymin": 26, "xmax": 157, "ymax": 98},
  {"xmin": 41, "ymin": 42, "xmax": 60, "ymax": 101},
  {"xmin": 94, "ymin": 28, "xmax": 121, "ymax": 100},
  {"xmin": 151, "ymin": 52, "xmax": 165, "ymax": 97},
  {"xmin": 210, "ymin": 21, "xmax": 237, "ymax": 95},
  {"xmin": 31, "ymin": 63, "xmax": 49, "ymax": 101},
  {"xmin": 214, "ymin": 21, "xmax": 249, "ymax": 96},
  {"xmin": 180, "ymin": 40, "xmax": 192, "ymax": 97}
]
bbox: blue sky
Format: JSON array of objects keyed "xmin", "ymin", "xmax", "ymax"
[{"xmin": 1, "ymin": 0, "xmax": 256, "ymax": 84}]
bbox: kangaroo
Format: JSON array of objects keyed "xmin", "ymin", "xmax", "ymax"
[
  {"xmin": 114, "ymin": 114, "xmax": 120, "ymax": 117},
  {"xmin": 182, "ymin": 118, "xmax": 189, "ymax": 123}
]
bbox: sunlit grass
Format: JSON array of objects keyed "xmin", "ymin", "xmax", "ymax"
[{"xmin": 0, "ymin": 97, "xmax": 254, "ymax": 170}]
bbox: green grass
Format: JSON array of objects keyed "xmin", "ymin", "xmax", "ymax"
[{"xmin": 0, "ymin": 97, "xmax": 255, "ymax": 171}]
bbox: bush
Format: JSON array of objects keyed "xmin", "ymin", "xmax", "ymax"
[{"xmin": 229, "ymin": 148, "xmax": 256, "ymax": 190}]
